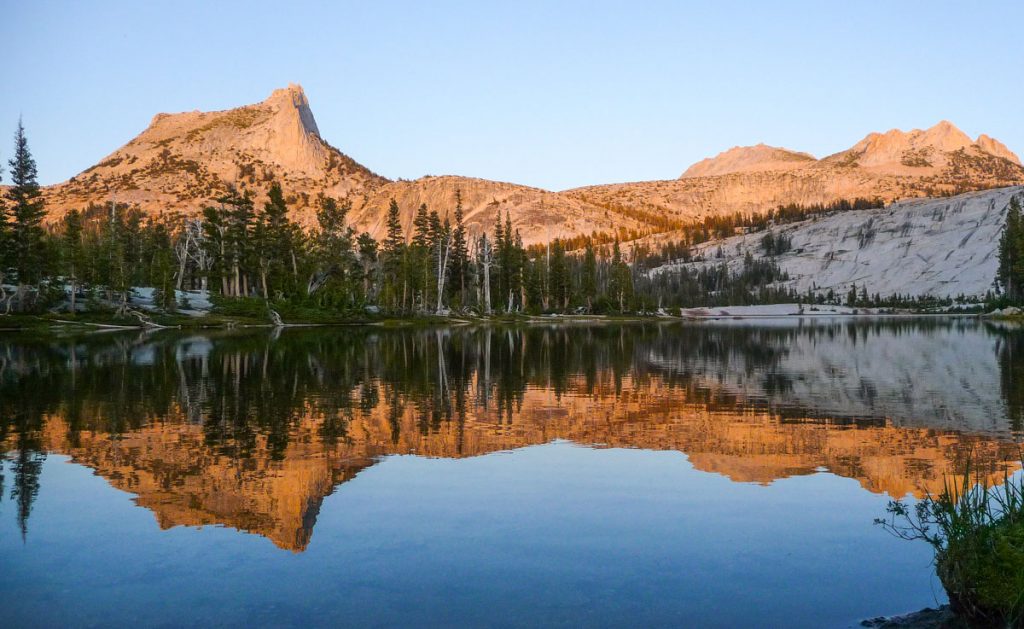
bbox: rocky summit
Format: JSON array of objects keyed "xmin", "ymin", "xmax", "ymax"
[
  {"xmin": 47, "ymin": 84, "xmax": 384, "ymax": 220},
  {"xmin": 37, "ymin": 86, "xmax": 1024, "ymax": 246},
  {"xmin": 567, "ymin": 121, "xmax": 1024, "ymax": 229}
]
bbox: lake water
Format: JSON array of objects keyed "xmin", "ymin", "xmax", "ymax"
[{"xmin": 2, "ymin": 319, "xmax": 1022, "ymax": 628}]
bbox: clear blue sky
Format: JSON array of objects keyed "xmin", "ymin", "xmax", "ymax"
[{"xmin": 2, "ymin": 1, "xmax": 1022, "ymax": 191}]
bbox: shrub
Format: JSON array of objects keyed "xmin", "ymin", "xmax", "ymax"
[{"xmin": 877, "ymin": 459, "xmax": 1024, "ymax": 626}]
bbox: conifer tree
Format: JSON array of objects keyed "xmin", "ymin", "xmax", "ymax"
[
  {"xmin": 846, "ymin": 283, "xmax": 858, "ymax": 307},
  {"xmin": 381, "ymin": 199, "xmax": 407, "ymax": 312},
  {"xmin": 549, "ymin": 240, "xmax": 569, "ymax": 311},
  {"xmin": 608, "ymin": 240, "xmax": 633, "ymax": 312},
  {"xmin": 217, "ymin": 187, "xmax": 255, "ymax": 298},
  {"xmin": 256, "ymin": 181, "xmax": 297, "ymax": 299},
  {"xmin": 201, "ymin": 204, "xmax": 228, "ymax": 295},
  {"xmin": 478, "ymin": 232, "xmax": 493, "ymax": 314},
  {"xmin": 449, "ymin": 189, "xmax": 469, "ymax": 307},
  {"xmin": 434, "ymin": 215, "xmax": 453, "ymax": 314},
  {"xmin": 0, "ymin": 161, "xmax": 9, "ymax": 311},
  {"xmin": 409, "ymin": 203, "xmax": 432, "ymax": 309},
  {"xmin": 307, "ymin": 195, "xmax": 357, "ymax": 305},
  {"xmin": 146, "ymin": 218, "xmax": 177, "ymax": 311},
  {"xmin": 581, "ymin": 241, "xmax": 597, "ymax": 311},
  {"xmin": 6, "ymin": 120, "xmax": 47, "ymax": 309},
  {"xmin": 998, "ymin": 196, "xmax": 1023, "ymax": 302},
  {"xmin": 356, "ymin": 232, "xmax": 379, "ymax": 302},
  {"xmin": 524, "ymin": 257, "xmax": 543, "ymax": 313},
  {"xmin": 60, "ymin": 209, "xmax": 85, "ymax": 313},
  {"xmin": 101, "ymin": 203, "xmax": 133, "ymax": 314}
]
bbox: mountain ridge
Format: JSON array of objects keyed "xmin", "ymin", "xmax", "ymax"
[
  {"xmin": 34, "ymin": 85, "xmax": 1024, "ymax": 246},
  {"xmin": 680, "ymin": 120, "xmax": 1022, "ymax": 181}
]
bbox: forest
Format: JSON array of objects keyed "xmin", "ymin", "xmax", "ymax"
[{"xmin": 1, "ymin": 123, "xmax": 1021, "ymax": 320}]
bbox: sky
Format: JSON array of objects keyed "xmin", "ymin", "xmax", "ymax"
[{"xmin": 2, "ymin": 1, "xmax": 1022, "ymax": 191}]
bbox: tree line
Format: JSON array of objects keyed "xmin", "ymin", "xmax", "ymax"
[
  {"xmin": 0, "ymin": 123, "xmax": 645, "ymax": 316},
  {"xmin": 3, "ymin": 121, "xmax": 1018, "ymax": 317},
  {"xmin": 998, "ymin": 196, "xmax": 1024, "ymax": 303}
]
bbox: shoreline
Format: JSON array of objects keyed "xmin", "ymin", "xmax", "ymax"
[
  {"xmin": 861, "ymin": 606, "xmax": 960, "ymax": 628},
  {"xmin": 0, "ymin": 309, "xmax": 1018, "ymax": 333}
]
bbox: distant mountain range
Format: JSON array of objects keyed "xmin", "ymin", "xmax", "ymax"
[{"xmin": 37, "ymin": 84, "xmax": 1024, "ymax": 245}]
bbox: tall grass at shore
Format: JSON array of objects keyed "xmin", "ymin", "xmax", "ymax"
[{"xmin": 877, "ymin": 458, "xmax": 1024, "ymax": 626}]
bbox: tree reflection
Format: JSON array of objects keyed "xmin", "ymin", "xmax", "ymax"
[
  {"xmin": 994, "ymin": 325, "xmax": 1024, "ymax": 432},
  {"xmin": 1, "ymin": 318, "xmax": 1022, "ymax": 540}
]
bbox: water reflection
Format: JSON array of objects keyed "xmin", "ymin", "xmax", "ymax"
[{"xmin": 1, "ymin": 319, "xmax": 1021, "ymax": 550}]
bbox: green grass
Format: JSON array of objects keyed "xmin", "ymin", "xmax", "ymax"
[{"xmin": 878, "ymin": 459, "xmax": 1024, "ymax": 625}]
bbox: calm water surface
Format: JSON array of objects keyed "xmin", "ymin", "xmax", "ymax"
[{"xmin": 2, "ymin": 319, "xmax": 1023, "ymax": 628}]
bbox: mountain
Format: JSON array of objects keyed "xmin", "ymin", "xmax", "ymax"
[
  {"xmin": 680, "ymin": 121, "xmax": 1023, "ymax": 179},
  {"xmin": 46, "ymin": 84, "xmax": 387, "ymax": 220},
  {"xmin": 646, "ymin": 185, "xmax": 1023, "ymax": 301},
  {"xmin": 38, "ymin": 85, "xmax": 644, "ymax": 245},
  {"xmin": 40, "ymin": 404, "xmax": 1014, "ymax": 551},
  {"xmin": 567, "ymin": 121, "xmax": 1024, "ymax": 226},
  {"xmin": 822, "ymin": 120, "xmax": 1023, "ymax": 175},
  {"xmin": 37, "ymin": 87, "xmax": 1024, "ymax": 246},
  {"xmin": 681, "ymin": 143, "xmax": 816, "ymax": 178},
  {"xmin": 347, "ymin": 175, "xmax": 647, "ymax": 245}
]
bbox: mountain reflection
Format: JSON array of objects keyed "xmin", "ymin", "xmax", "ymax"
[{"xmin": 2, "ymin": 320, "xmax": 1022, "ymax": 550}]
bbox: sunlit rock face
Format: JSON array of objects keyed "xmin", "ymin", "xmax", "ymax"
[
  {"xmin": 680, "ymin": 122, "xmax": 1023, "ymax": 179},
  {"xmin": 649, "ymin": 185, "xmax": 1024, "ymax": 300},
  {"xmin": 681, "ymin": 144, "xmax": 819, "ymax": 178},
  {"xmin": 345, "ymin": 175, "xmax": 650, "ymax": 248},
  {"xmin": 566, "ymin": 121, "xmax": 1024, "ymax": 229},
  {"xmin": 4, "ymin": 323, "xmax": 1021, "ymax": 551},
  {"xmin": 33, "ymin": 85, "xmax": 1024, "ymax": 248},
  {"xmin": 43, "ymin": 85, "xmax": 385, "ymax": 225},
  {"xmin": 34, "ymin": 85, "xmax": 648, "ymax": 246}
]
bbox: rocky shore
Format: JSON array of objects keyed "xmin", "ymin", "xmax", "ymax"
[{"xmin": 861, "ymin": 606, "xmax": 963, "ymax": 628}]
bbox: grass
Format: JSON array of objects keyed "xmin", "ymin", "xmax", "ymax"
[{"xmin": 877, "ymin": 458, "xmax": 1024, "ymax": 626}]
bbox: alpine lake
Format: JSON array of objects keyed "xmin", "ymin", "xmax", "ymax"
[{"xmin": 2, "ymin": 318, "xmax": 1022, "ymax": 628}]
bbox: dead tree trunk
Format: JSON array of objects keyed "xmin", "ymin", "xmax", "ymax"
[
  {"xmin": 436, "ymin": 233, "xmax": 452, "ymax": 315},
  {"xmin": 480, "ymin": 234, "xmax": 493, "ymax": 315}
]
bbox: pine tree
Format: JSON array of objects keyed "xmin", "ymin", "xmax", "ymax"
[
  {"xmin": 608, "ymin": 240, "xmax": 633, "ymax": 312},
  {"xmin": 308, "ymin": 194, "xmax": 357, "ymax": 305},
  {"xmin": 449, "ymin": 189, "xmax": 469, "ymax": 308},
  {"xmin": 256, "ymin": 181, "xmax": 296, "ymax": 299},
  {"xmin": 6, "ymin": 120, "xmax": 47, "ymax": 309},
  {"xmin": 423, "ymin": 208, "xmax": 444, "ymax": 308},
  {"xmin": 102, "ymin": 203, "xmax": 133, "ymax": 314},
  {"xmin": 356, "ymin": 232, "xmax": 378, "ymax": 303},
  {"xmin": 60, "ymin": 209, "xmax": 85, "ymax": 313},
  {"xmin": 412, "ymin": 203, "xmax": 430, "ymax": 248},
  {"xmin": 123, "ymin": 209, "xmax": 144, "ymax": 288},
  {"xmin": 509, "ymin": 227, "xmax": 525, "ymax": 311},
  {"xmin": 998, "ymin": 196, "xmax": 1023, "ymax": 302},
  {"xmin": 434, "ymin": 215, "xmax": 453, "ymax": 314},
  {"xmin": 0, "ymin": 161, "xmax": 9, "ymax": 311},
  {"xmin": 581, "ymin": 241, "xmax": 597, "ymax": 312},
  {"xmin": 478, "ymin": 232, "xmax": 494, "ymax": 315},
  {"xmin": 201, "ymin": 205, "xmax": 228, "ymax": 296},
  {"xmin": 147, "ymin": 218, "xmax": 177, "ymax": 311},
  {"xmin": 549, "ymin": 240, "xmax": 569, "ymax": 311},
  {"xmin": 846, "ymin": 283, "xmax": 858, "ymax": 307},
  {"xmin": 409, "ymin": 203, "xmax": 432, "ymax": 309},
  {"xmin": 524, "ymin": 257, "xmax": 543, "ymax": 313},
  {"xmin": 217, "ymin": 187, "xmax": 255, "ymax": 297},
  {"xmin": 382, "ymin": 199, "xmax": 407, "ymax": 312},
  {"xmin": 492, "ymin": 214, "xmax": 506, "ymax": 310}
]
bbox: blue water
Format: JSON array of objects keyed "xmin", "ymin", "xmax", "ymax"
[{"xmin": 2, "ymin": 321, "xmax": 1020, "ymax": 627}]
